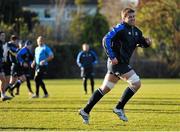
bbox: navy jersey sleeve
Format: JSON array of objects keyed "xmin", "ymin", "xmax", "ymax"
[
  {"xmin": 8, "ymin": 43, "xmax": 18, "ymax": 63},
  {"xmin": 17, "ymin": 48, "xmax": 26, "ymax": 65},
  {"xmin": 3, "ymin": 43, "xmax": 9, "ymax": 62},
  {"xmin": 17, "ymin": 48, "xmax": 34, "ymax": 65},
  {"xmin": 9, "ymin": 44, "xmax": 18, "ymax": 56},
  {"xmin": 137, "ymin": 30, "xmax": 150, "ymax": 48},
  {"xmin": 103, "ymin": 24, "xmax": 124, "ymax": 60}
]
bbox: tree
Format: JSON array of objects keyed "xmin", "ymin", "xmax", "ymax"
[
  {"xmin": 98, "ymin": 0, "xmax": 139, "ymax": 27},
  {"xmin": 54, "ymin": 0, "xmax": 66, "ymax": 40},
  {"xmin": 137, "ymin": 0, "xmax": 180, "ymax": 76},
  {"xmin": 70, "ymin": 0, "xmax": 109, "ymax": 46},
  {"xmin": 21, "ymin": 10, "xmax": 38, "ymax": 31},
  {"xmin": 0, "ymin": 0, "xmax": 38, "ymax": 35},
  {"xmin": 98, "ymin": 0, "xmax": 123, "ymax": 27},
  {"xmin": 0, "ymin": 0, "xmax": 22, "ymax": 24},
  {"xmin": 70, "ymin": 12, "xmax": 109, "ymax": 44}
]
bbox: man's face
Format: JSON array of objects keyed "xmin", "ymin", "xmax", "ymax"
[
  {"xmin": 0, "ymin": 33, "xmax": 6, "ymax": 42},
  {"xmin": 124, "ymin": 12, "xmax": 135, "ymax": 26},
  {"xmin": 11, "ymin": 39, "xmax": 19, "ymax": 46},
  {"xmin": 37, "ymin": 37, "xmax": 43, "ymax": 46},
  {"xmin": 27, "ymin": 45, "xmax": 32, "ymax": 50},
  {"xmin": 82, "ymin": 44, "xmax": 89, "ymax": 52}
]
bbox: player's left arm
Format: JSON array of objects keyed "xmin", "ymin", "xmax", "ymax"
[
  {"xmin": 91, "ymin": 50, "xmax": 98, "ymax": 65},
  {"xmin": 137, "ymin": 30, "xmax": 152, "ymax": 48},
  {"xmin": 45, "ymin": 46, "xmax": 54, "ymax": 62},
  {"xmin": 40, "ymin": 46, "xmax": 54, "ymax": 66},
  {"xmin": 31, "ymin": 48, "xmax": 36, "ymax": 68}
]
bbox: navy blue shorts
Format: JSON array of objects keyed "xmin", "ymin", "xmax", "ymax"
[
  {"xmin": 0, "ymin": 64, "xmax": 4, "ymax": 74},
  {"xmin": 3, "ymin": 63, "xmax": 11, "ymax": 76},
  {"xmin": 107, "ymin": 59, "xmax": 132, "ymax": 77},
  {"xmin": 23, "ymin": 67, "xmax": 32, "ymax": 77},
  {"xmin": 81, "ymin": 67, "xmax": 94, "ymax": 78},
  {"xmin": 11, "ymin": 64, "xmax": 24, "ymax": 77},
  {"xmin": 35, "ymin": 65, "xmax": 47, "ymax": 77}
]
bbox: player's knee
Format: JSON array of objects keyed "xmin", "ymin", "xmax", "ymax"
[
  {"xmin": 20, "ymin": 76, "xmax": 26, "ymax": 82},
  {"xmin": 34, "ymin": 76, "xmax": 40, "ymax": 82},
  {"xmin": 127, "ymin": 74, "xmax": 141, "ymax": 90},
  {"xmin": 99, "ymin": 87, "xmax": 110, "ymax": 94},
  {"xmin": 133, "ymin": 80, "xmax": 141, "ymax": 89},
  {"xmin": 100, "ymin": 80, "xmax": 116, "ymax": 94},
  {"xmin": 82, "ymin": 77, "xmax": 86, "ymax": 81},
  {"xmin": 102, "ymin": 80, "xmax": 115, "ymax": 90}
]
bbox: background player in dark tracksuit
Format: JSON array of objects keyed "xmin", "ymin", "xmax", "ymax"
[
  {"xmin": 0, "ymin": 31, "xmax": 11, "ymax": 101},
  {"xmin": 79, "ymin": 8, "xmax": 152, "ymax": 124},
  {"xmin": 31, "ymin": 36, "xmax": 54, "ymax": 98},
  {"xmin": 12, "ymin": 40, "xmax": 34, "ymax": 95},
  {"xmin": 5, "ymin": 35, "xmax": 25, "ymax": 97},
  {"xmin": 76, "ymin": 43, "xmax": 98, "ymax": 94},
  {"xmin": 3, "ymin": 37, "xmax": 12, "ymax": 91}
]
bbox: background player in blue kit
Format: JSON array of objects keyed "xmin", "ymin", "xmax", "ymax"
[
  {"xmin": 31, "ymin": 36, "xmax": 54, "ymax": 98},
  {"xmin": 77, "ymin": 43, "xmax": 98, "ymax": 94}
]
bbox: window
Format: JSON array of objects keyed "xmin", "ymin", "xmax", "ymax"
[{"xmin": 44, "ymin": 9, "xmax": 51, "ymax": 18}]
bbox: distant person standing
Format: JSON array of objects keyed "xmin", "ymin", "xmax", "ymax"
[
  {"xmin": 31, "ymin": 36, "xmax": 54, "ymax": 98},
  {"xmin": 0, "ymin": 31, "xmax": 11, "ymax": 101},
  {"xmin": 5, "ymin": 35, "xmax": 22, "ymax": 97},
  {"xmin": 76, "ymin": 43, "xmax": 98, "ymax": 94},
  {"xmin": 11, "ymin": 40, "xmax": 34, "ymax": 96}
]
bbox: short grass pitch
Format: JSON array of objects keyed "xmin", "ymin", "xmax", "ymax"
[{"xmin": 0, "ymin": 79, "xmax": 179, "ymax": 131}]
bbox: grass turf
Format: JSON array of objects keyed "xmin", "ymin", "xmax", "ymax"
[{"xmin": 0, "ymin": 79, "xmax": 179, "ymax": 131}]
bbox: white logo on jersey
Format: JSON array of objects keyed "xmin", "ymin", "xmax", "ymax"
[{"xmin": 135, "ymin": 32, "xmax": 138, "ymax": 36}]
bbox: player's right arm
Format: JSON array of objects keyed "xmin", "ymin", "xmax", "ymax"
[
  {"xmin": 31, "ymin": 60, "xmax": 35, "ymax": 68},
  {"xmin": 102, "ymin": 24, "xmax": 124, "ymax": 65},
  {"xmin": 31, "ymin": 48, "xmax": 36, "ymax": 68},
  {"xmin": 76, "ymin": 51, "xmax": 83, "ymax": 67},
  {"xmin": 8, "ymin": 44, "xmax": 18, "ymax": 57}
]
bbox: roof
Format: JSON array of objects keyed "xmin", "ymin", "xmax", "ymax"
[{"xmin": 20, "ymin": 0, "xmax": 98, "ymax": 6}]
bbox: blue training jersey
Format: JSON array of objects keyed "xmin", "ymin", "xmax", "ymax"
[
  {"xmin": 35, "ymin": 44, "xmax": 53, "ymax": 65},
  {"xmin": 76, "ymin": 50, "xmax": 98, "ymax": 68},
  {"xmin": 5, "ymin": 42, "xmax": 19, "ymax": 64},
  {"xmin": 17, "ymin": 47, "xmax": 33, "ymax": 65},
  {"xmin": 103, "ymin": 22, "xmax": 149, "ymax": 64}
]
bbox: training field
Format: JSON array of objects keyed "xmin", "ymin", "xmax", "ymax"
[{"xmin": 0, "ymin": 79, "xmax": 179, "ymax": 131}]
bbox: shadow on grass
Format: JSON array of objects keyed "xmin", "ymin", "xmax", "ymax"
[
  {"xmin": 98, "ymin": 99, "xmax": 180, "ymax": 106},
  {"xmin": 0, "ymin": 107, "xmax": 179, "ymax": 114},
  {"xmin": 94, "ymin": 108, "xmax": 180, "ymax": 114},
  {"xmin": 6, "ymin": 97, "xmax": 180, "ymax": 106},
  {"xmin": 0, "ymin": 127, "xmax": 61, "ymax": 131}
]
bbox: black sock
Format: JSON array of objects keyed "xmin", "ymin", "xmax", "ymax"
[
  {"xmin": 116, "ymin": 87, "xmax": 135, "ymax": 109},
  {"xmin": 16, "ymin": 87, "xmax": 20, "ymax": 94},
  {"xmin": 35, "ymin": 77, "xmax": 40, "ymax": 96},
  {"xmin": 40, "ymin": 81, "xmax": 48, "ymax": 95},
  {"xmin": 83, "ymin": 78, "xmax": 87, "ymax": 94},
  {"xmin": 35, "ymin": 82, "xmax": 40, "ymax": 96},
  {"xmin": 11, "ymin": 80, "xmax": 22, "ymax": 90},
  {"xmin": 5, "ymin": 84, "xmax": 12, "ymax": 92},
  {"xmin": 26, "ymin": 78, "xmax": 33, "ymax": 93},
  {"xmin": 90, "ymin": 78, "xmax": 94, "ymax": 93},
  {"xmin": 84, "ymin": 88, "xmax": 104, "ymax": 114}
]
